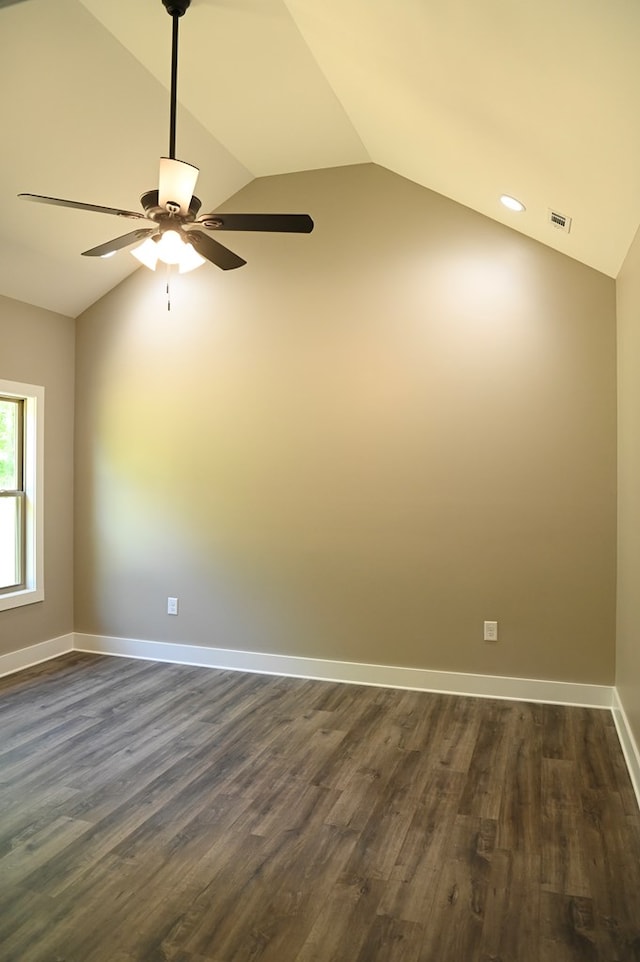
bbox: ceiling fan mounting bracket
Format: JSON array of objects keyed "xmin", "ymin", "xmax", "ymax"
[{"xmin": 162, "ymin": 0, "xmax": 191, "ymax": 16}]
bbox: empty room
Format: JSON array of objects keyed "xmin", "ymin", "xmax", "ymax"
[{"xmin": 1, "ymin": 1, "xmax": 640, "ymax": 960}]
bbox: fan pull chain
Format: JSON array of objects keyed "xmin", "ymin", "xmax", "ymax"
[{"xmin": 165, "ymin": 261, "xmax": 171, "ymax": 311}]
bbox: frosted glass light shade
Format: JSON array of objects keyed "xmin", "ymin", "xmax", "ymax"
[
  {"xmin": 131, "ymin": 237, "xmax": 159, "ymax": 270},
  {"xmin": 131, "ymin": 233, "xmax": 205, "ymax": 273},
  {"xmin": 129, "ymin": 237, "xmax": 158, "ymax": 271},
  {"xmin": 177, "ymin": 243, "xmax": 206, "ymax": 273}
]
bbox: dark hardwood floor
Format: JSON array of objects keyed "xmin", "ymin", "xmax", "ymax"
[{"xmin": 0, "ymin": 652, "xmax": 639, "ymax": 962}]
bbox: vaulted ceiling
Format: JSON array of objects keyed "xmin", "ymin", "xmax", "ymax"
[{"xmin": 2, "ymin": 0, "xmax": 639, "ymax": 317}]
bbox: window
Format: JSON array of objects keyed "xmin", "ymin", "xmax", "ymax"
[
  {"xmin": 0, "ymin": 380, "xmax": 44, "ymax": 611},
  {"xmin": 0, "ymin": 396, "xmax": 24, "ymax": 591}
]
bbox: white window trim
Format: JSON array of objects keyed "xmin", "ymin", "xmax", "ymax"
[{"xmin": 0, "ymin": 379, "xmax": 44, "ymax": 611}]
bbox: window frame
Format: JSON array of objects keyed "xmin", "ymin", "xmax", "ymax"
[
  {"xmin": 0, "ymin": 380, "xmax": 44, "ymax": 611},
  {"xmin": 0, "ymin": 395, "xmax": 25, "ymax": 592}
]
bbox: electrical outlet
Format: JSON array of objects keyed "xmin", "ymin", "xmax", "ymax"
[
  {"xmin": 167, "ymin": 596, "xmax": 179, "ymax": 616},
  {"xmin": 483, "ymin": 620, "xmax": 498, "ymax": 642}
]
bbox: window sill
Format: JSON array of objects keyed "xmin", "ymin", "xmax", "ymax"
[{"xmin": 0, "ymin": 586, "xmax": 44, "ymax": 612}]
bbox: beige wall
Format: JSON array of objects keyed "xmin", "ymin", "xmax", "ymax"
[
  {"xmin": 0, "ymin": 294, "xmax": 75, "ymax": 655},
  {"xmin": 74, "ymin": 163, "xmax": 617, "ymax": 684},
  {"xmin": 616, "ymin": 226, "xmax": 640, "ymax": 741}
]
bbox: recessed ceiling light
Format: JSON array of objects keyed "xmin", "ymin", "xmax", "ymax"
[{"xmin": 500, "ymin": 194, "xmax": 526, "ymax": 212}]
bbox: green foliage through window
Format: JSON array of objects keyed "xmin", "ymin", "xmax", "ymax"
[
  {"xmin": 1, "ymin": 398, "xmax": 20, "ymax": 490},
  {"xmin": 0, "ymin": 381, "xmax": 43, "ymax": 607},
  {"xmin": 0, "ymin": 397, "xmax": 23, "ymax": 591}
]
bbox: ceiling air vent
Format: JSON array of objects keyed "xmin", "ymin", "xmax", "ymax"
[{"xmin": 548, "ymin": 209, "xmax": 572, "ymax": 233}]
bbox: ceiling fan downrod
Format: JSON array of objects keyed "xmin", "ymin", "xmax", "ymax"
[{"xmin": 162, "ymin": 0, "xmax": 191, "ymax": 160}]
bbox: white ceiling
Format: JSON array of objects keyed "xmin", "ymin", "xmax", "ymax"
[{"xmin": 2, "ymin": 0, "xmax": 639, "ymax": 317}]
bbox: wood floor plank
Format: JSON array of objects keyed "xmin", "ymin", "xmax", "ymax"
[
  {"xmin": 540, "ymin": 891, "xmax": 599, "ymax": 962},
  {"xmin": 417, "ymin": 814, "xmax": 494, "ymax": 961},
  {"xmin": 337, "ymin": 750, "xmax": 422, "ymax": 881},
  {"xmin": 541, "ymin": 758, "xmax": 591, "ymax": 898},
  {"xmin": 458, "ymin": 700, "xmax": 515, "ymax": 820},
  {"xmin": 354, "ymin": 915, "xmax": 424, "ymax": 962},
  {"xmin": 580, "ymin": 788, "xmax": 640, "ymax": 960},
  {"xmin": 377, "ymin": 768, "xmax": 466, "ymax": 923},
  {"xmin": 574, "ymin": 707, "xmax": 621, "ymax": 793},
  {"xmin": 0, "ymin": 653, "xmax": 638, "ymax": 962},
  {"xmin": 293, "ymin": 876, "xmax": 388, "ymax": 962},
  {"xmin": 604, "ymin": 721, "xmax": 640, "ymax": 816},
  {"xmin": 479, "ymin": 847, "xmax": 542, "ymax": 962},
  {"xmin": 542, "ymin": 703, "xmax": 575, "ymax": 760},
  {"xmin": 496, "ymin": 701, "xmax": 543, "ymax": 854}
]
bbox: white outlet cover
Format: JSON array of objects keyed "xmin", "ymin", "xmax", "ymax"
[
  {"xmin": 483, "ymin": 620, "xmax": 498, "ymax": 641},
  {"xmin": 167, "ymin": 597, "xmax": 179, "ymax": 615}
]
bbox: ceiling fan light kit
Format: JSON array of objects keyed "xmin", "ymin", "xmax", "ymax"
[
  {"xmin": 18, "ymin": 0, "xmax": 313, "ymax": 275},
  {"xmin": 131, "ymin": 231, "xmax": 206, "ymax": 274}
]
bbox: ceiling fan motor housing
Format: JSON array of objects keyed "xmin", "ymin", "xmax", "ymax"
[
  {"xmin": 162, "ymin": 0, "xmax": 190, "ymax": 16},
  {"xmin": 140, "ymin": 189, "xmax": 202, "ymax": 221}
]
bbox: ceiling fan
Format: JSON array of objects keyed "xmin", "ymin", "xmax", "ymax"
[{"xmin": 18, "ymin": 0, "xmax": 313, "ymax": 273}]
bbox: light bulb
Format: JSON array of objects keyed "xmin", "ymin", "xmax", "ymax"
[{"xmin": 155, "ymin": 230, "xmax": 185, "ymax": 265}]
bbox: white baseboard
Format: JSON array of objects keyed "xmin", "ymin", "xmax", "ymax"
[
  {"xmin": 73, "ymin": 632, "xmax": 614, "ymax": 709},
  {"xmin": 0, "ymin": 633, "xmax": 73, "ymax": 678},
  {"xmin": 612, "ymin": 689, "xmax": 640, "ymax": 809},
  {"xmin": 4, "ymin": 632, "xmax": 637, "ymax": 806}
]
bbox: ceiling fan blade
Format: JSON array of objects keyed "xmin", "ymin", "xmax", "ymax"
[
  {"xmin": 81, "ymin": 229, "xmax": 156, "ymax": 258},
  {"xmin": 197, "ymin": 213, "xmax": 314, "ymax": 233},
  {"xmin": 158, "ymin": 158, "xmax": 199, "ymax": 216},
  {"xmin": 0, "ymin": 0, "xmax": 31, "ymax": 7},
  {"xmin": 19, "ymin": 193, "xmax": 146, "ymax": 220},
  {"xmin": 187, "ymin": 230, "xmax": 246, "ymax": 271}
]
